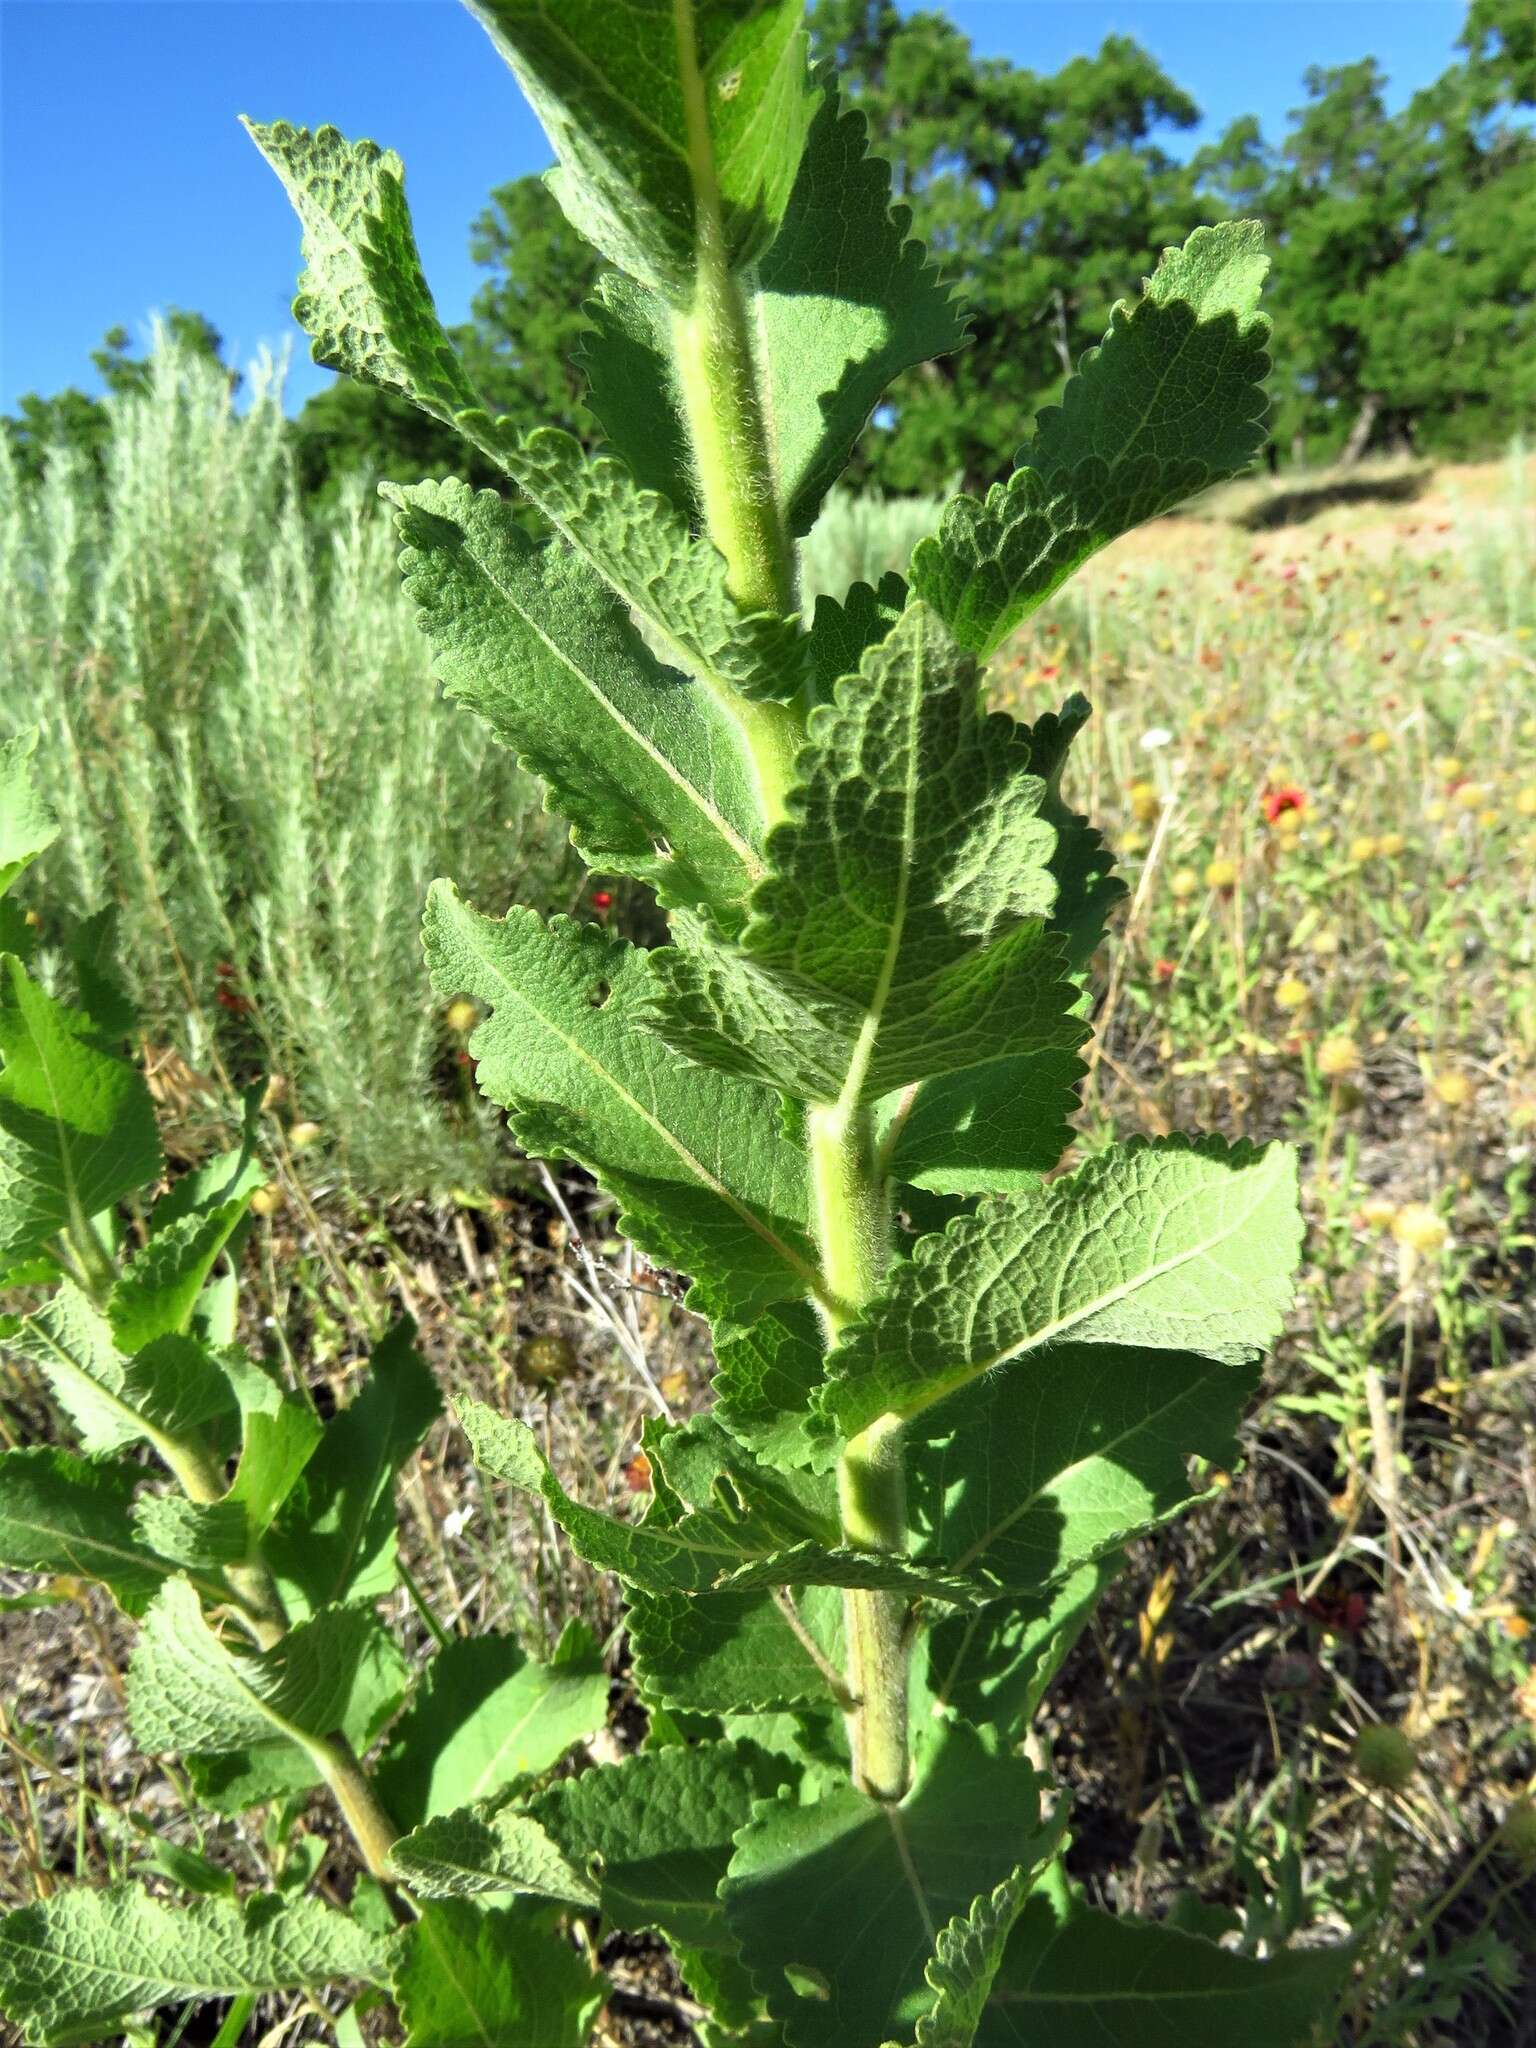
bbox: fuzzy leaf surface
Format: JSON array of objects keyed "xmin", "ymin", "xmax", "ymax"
[
  {"xmin": 248, "ymin": 119, "xmax": 801, "ymax": 703},
  {"xmin": 903, "ymin": 1866, "xmax": 1033, "ymax": 2048},
  {"xmin": 376, "ymin": 1626, "xmax": 609, "ymax": 1830},
  {"xmin": 126, "ymin": 1578, "xmax": 377, "ymax": 1758},
  {"xmin": 0, "ymin": 1447, "xmax": 172, "ymax": 1614},
  {"xmin": 392, "ymin": 1810, "xmax": 600, "ymax": 1907},
  {"xmin": 643, "ymin": 604, "xmax": 1081, "ymax": 1105},
  {"xmin": 910, "ymin": 224, "xmax": 1271, "ymax": 656},
  {"xmin": 711, "ymin": 1302, "xmax": 827, "ymax": 1471},
  {"xmin": 106, "ymin": 1198, "xmax": 253, "ymax": 1357},
  {"xmin": 723, "ymin": 1723, "xmax": 1062, "ymax": 2048},
  {"xmin": 0, "ymin": 958, "xmax": 160, "ymax": 1267},
  {"xmin": 975, "ymin": 1886, "xmax": 1348, "ymax": 2046},
  {"xmin": 130, "ymin": 1494, "xmax": 250, "ymax": 1572},
  {"xmin": 533, "ymin": 1739, "xmax": 796, "ymax": 1952},
  {"xmin": 10, "ymin": 1284, "xmax": 154, "ymax": 1455},
  {"xmin": 0, "ymin": 731, "xmax": 58, "ymax": 900},
  {"xmin": 820, "ymin": 1137, "xmax": 1301, "ymax": 1440},
  {"xmin": 925, "ymin": 1562, "xmax": 1113, "ymax": 1750},
  {"xmin": 462, "ymin": 1402, "xmax": 980, "ymax": 1603},
  {"xmin": 465, "ymin": 0, "xmax": 814, "ymax": 296},
  {"xmin": 909, "ymin": 1344, "xmax": 1257, "ymax": 1593},
  {"xmin": 425, "ymin": 896, "xmax": 817, "ymax": 1320},
  {"xmin": 0, "ymin": 1885, "xmax": 386, "ymax": 2048},
  {"xmin": 393, "ymin": 481, "xmax": 767, "ymax": 922},
  {"xmin": 266, "ymin": 1318, "xmax": 439, "ymax": 1614},
  {"xmin": 186, "ymin": 1629, "xmax": 408, "ymax": 1814},
  {"xmin": 393, "ymin": 1899, "xmax": 606, "ymax": 2048},
  {"xmin": 628, "ymin": 1580, "xmax": 843, "ymax": 1714}
]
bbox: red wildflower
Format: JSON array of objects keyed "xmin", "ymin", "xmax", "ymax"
[
  {"xmin": 1262, "ymin": 785, "xmax": 1306, "ymax": 823},
  {"xmin": 591, "ymin": 889, "xmax": 613, "ymax": 911},
  {"xmin": 215, "ymin": 986, "xmax": 252, "ymax": 1014},
  {"xmin": 622, "ymin": 1451, "xmax": 652, "ymax": 1494},
  {"xmin": 1153, "ymin": 957, "xmax": 1177, "ymax": 983}
]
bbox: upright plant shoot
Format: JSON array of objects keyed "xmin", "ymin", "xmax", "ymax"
[{"xmin": 0, "ymin": 5, "xmax": 1351, "ymax": 2044}]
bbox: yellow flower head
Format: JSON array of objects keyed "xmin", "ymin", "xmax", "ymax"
[
  {"xmin": 1348, "ymin": 835, "xmax": 1377, "ymax": 863},
  {"xmin": 445, "ymin": 998, "xmax": 478, "ymax": 1035},
  {"xmin": 1204, "ymin": 857, "xmax": 1238, "ymax": 890},
  {"xmin": 1391, "ymin": 1203, "xmax": 1448, "ymax": 1254},
  {"xmin": 1169, "ymin": 866, "xmax": 1200, "ymax": 901},
  {"xmin": 1274, "ymin": 974, "xmax": 1309, "ymax": 1012},
  {"xmin": 1431, "ymin": 1070, "xmax": 1475, "ymax": 1110},
  {"xmin": 1317, "ymin": 1035, "xmax": 1360, "ymax": 1079},
  {"xmin": 1128, "ymin": 779, "xmax": 1160, "ymax": 824}
]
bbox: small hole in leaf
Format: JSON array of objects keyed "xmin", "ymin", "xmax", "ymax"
[
  {"xmin": 588, "ymin": 979, "xmax": 612, "ymax": 1009},
  {"xmin": 784, "ymin": 1965, "xmax": 831, "ymax": 2001}
]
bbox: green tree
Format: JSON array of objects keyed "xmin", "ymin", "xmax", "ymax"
[
  {"xmin": 1241, "ymin": 50, "xmax": 1536, "ymax": 463},
  {"xmin": 805, "ymin": 1, "xmax": 1204, "ymax": 491}
]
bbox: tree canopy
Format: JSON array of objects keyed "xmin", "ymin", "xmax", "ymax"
[{"xmin": 7, "ymin": 0, "xmax": 1533, "ymax": 496}]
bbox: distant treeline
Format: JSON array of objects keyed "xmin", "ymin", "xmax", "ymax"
[{"xmin": 7, "ymin": 0, "xmax": 1532, "ymax": 498}]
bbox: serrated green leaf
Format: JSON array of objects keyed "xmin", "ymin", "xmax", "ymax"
[
  {"xmin": 711, "ymin": 1302, "xmax": 827, "ymax": 1471},
  {"xmin": 805, "ymin": 574, "xmax": 908, "ymax": 699},
  {"xmin": 583, "ymin": 74, "xmax": 966, "ymax": 538},
  {"xmin": 909, "ymin": 1344, "xmax": 1257, "ymax": 1594},
  {"xmin": 375, "ymin": 1626, "xmax": 608, "ymax": 1830},
  {"xmin": 903, "ymin": 1866, "xmax": 1033, "ymax": 2048},
  {"xmin": 819, "ymin": 1136, "xmax": 1301, "ymax": 1441},
  {"xmin": 0, "ymin": 1447, "xmax": 172, "ymax": 1614},
  {"xmin": 266, "ymin": 1318, "xmax": 439, "ymax": 1614},
  {"xmin": 723, "ymin": 1722, "xmax": 1063, "ymax": 2048},
  {"xmin": 534, "ymin": 1739, "xmax": 797, "ymax": 1951},
  {"xmin": 107, "ymin": 1198, "xmax": 252, "ymax": 1356},
  {"xmin": 641, "ymin": 604, "xmax": 1083, "ymax": 1106},
  {"xmin": 230, "ymin": 1396, "xmax": 325, "ymax": 1535},
  {"xmin": 0, "ymin": 1884, "xmax": 386, "ymax": 2048},
  {"xmin": 392, "ymin": 1808, "xmax": 599, "ymax": 1907},
  {"xmin": 248, "ymin": 118, "xmax": 805, "ymax": 708},
  {"xmin": 146, "ymin": 1085, "xmax": 266, "ymax": 1232},
  {"xmin": 1015, "ymin": 697, "xmax": 1123, "ymax": 973},
  {"xmin": 924, "ymin": 1563, "xmax": 1112, "ymax": 1751},
  {"xmin": 241, "ymin": 119, "xmax": 478, "ymax": 420},
  {"xmin": 910, "ymin": 224, "xmax": 1271, "ymax": 657},
  {"xmin": 391, "ymin": 480, "xmax": 766, "ymax": 922},
  {"xmin": 393, "ymin": 1898, "xmax": 605, "ymax": 2048},
  {"xmin": 0, "ymin": 730, "xmax": 58, "ymax": 900},
  {"xmin": 424, "ymin": 895, "xmax": 818, "ymax": 1320},
  {"xmin": 488, "ymin": 429, "xmax": 808, "ymax": 704},
  {"xmin": 975, "ymin": 1885, "xmax": 1349, "ymax": 2046},
  {"xmin": 187, "ymin": 1626, "xmax": 408, "ymax": 1814},
  {"xmin": 0, "ymin": 956, "xmax": 160, "ymax": 1267},
  {"xmin": 126, "ymin": 1578, "xmax": 376, "ymax": 1759},
  {"xmin": 884, "ymin": 1049, "xmax": 1086, "ymax": 1197},
  {"xmin": 62, "ymin": 905, "xmax": 137, "ymax": 1042},
  {"xmin": 465, "ymin": 0, "xmax": 814, "ymax": 298},
  {"xmin": 130, "ymin": 1493, "xmax": 249, "ymax": 1571},
  {"xmin": 10, "ymin": 1283, "xmax": 150, "ymax": 1455},
  {"xmin": 461, "ymin": 1401, "xmax": 980, "ymax": 1604},
  {"xmin": 116, "ymin": 1332, "xmax": 242, "ymax": 1441},
  {"xmin": 628, "ymin": 1580, "xmax": 844, "ymax": 1715}
]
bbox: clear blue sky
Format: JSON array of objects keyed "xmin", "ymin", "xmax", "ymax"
[{"xmin": 1, "ymin": 1, "xmax": 1467, "ymax": 414}]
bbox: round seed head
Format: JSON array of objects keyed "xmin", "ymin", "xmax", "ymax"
[{"xmin": 1353, "ymin": 1723, "xmax": 1417, "ymax": 1792}]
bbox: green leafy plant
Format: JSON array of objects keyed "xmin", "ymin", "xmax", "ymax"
[{"xmin": 0, "ymin": 5, "xmax": 1353, "ymax": 2043}]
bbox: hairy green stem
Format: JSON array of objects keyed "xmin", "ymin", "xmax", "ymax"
[
  {"xmin": 303, "ymin": 1732, "xmax": 402, "ymax": 1886},
  {"xmin": 152, "ymin": 1374, "xmax": 403, "ymax": 1882},
  {"xmin": 809, "ymin": 1102, "xmax": 910, "ymax": 1801},
  {"xmin": 669, "ymin": 0, "xmax": 801, "ymax": 826}
]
